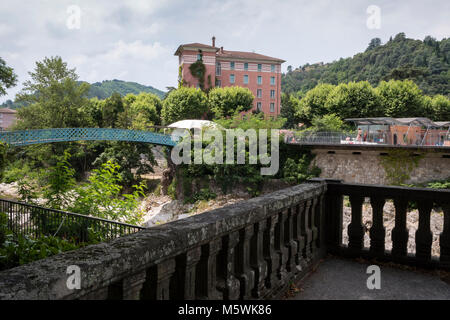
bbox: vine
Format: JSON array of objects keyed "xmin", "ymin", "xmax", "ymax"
[
  {"xmin": 379, "ymin": 150, "xmax": 424, "ymax": 185},
  {"xmin": 178, "ymin": 64, "xmax": 184, "ymax": 88},
  {"xmin": 189, "ymin": 60, "xmax": 206, "ymax": 90}
]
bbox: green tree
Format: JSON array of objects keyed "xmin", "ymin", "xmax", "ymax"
[
  {"xmin": 307, "ymin": 114, "xmax": 347, "ymax": 132},
  {"xmin": 15, "ymin": 56, "xmax": 90, "ymax": 129},
  {"xmin": 69, "ymin": 161, "xmax": 145, "ymax": 225},
  {"xmin": 161, "ymin": 87, "xmax": 208, "ymax": 124},
  {"xmin": 430, "ymin": 94, "xmax": 450, "ymax": 120},
  {"xmin": 43, "ymin": 151, "xmax": 76, "ymax": 209},
  {"xmin": 280, "ymin": 93, "xmax": 300, "ymax": 128},
  {"xmin": 376, "ymin": 80, "xmax": 425, "ymax": 117},
  {"xmin": 101, "ymin": 92, "xmax": 124, "ymax": 128},
  {"xmin": 121, "ymin": 92, "xmax": 162, "ymax": 129},
  {"xmin": 325, "ymin": 81, "xmax": 381, "ymax": 119},
  {"xmin": 208, "ymin": 86, "xmax": 254, "ymax": 118},
  {"xmin": 0, "ymin": 57, "xmax": 17, "ymax": 96},
  {"xmin": 295, "ymin": 83, "xmax": 335, "ymax": 124}
]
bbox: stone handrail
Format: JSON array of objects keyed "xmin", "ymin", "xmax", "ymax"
[{"xmin": 0, "ymin": 182, "xmax": 327, "ymax": 300}]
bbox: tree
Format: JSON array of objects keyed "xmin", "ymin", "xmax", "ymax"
[
  {"xmin": 308, "ymin": 114, "xmax": 346, "ymax": 132},
  {"xmin": 295, "ymin": 83, "xmax": 335, "ymax": 124},
  {"xmin": 208, "ymin": 86, "xmax": 254, "ymax": 118},
  {"xmin": 367, "ymin": 38, "xmax": 382, "ymax": 51},
  {"xmin": 376, "ymin": 80, "xmax": 425, "ymax": 117},
  {"xmin": 0, "ymin": 57, "xmax": 17, "ymax": 96},
  {"xmin": 15, "ymin": 56, "xmax": 90, "ymax": 129},
  {"xmin": 101, "ymin": 92, "xmax": 124, "ymax": 128},
  {"xmin": 120, "ymin": 92, "xmax": 161, "ymax": 129},
  {"xmin": 280, "ymin": 93, "xmax": 300, "ymax": 128},
  {"xmin": 161, "ymin": 87, "xmax": 208, "ymax": 124},
  {"xmin": 430, "ymin": 94, "xmax": 450, "ymax": 120},
  {"xmin": 325, "ymin": 81, "xmax": 381, "ymax": 119}
]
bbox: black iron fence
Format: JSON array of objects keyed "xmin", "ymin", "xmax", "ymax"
[{"xmin": 0, "ymin": 198, "xmax": 145, "ymax": 243}]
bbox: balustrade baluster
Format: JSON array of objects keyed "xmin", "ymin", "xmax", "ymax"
[
  {"xmin": 274, "ymin": 209, "xmax": 289, "ymax": 283},
  {"xmin": 391, "ymin": 198, "xmax": 409, "ymax": 259},
  {"xmin": 196, "ymin": 239, "xmax": 222, "ymax": 299},
  {"xmin": 141, "ymin": 259, "xmax": 176, "ymax": 300},
  {"xmin": 310, "ymin": 197, "xmax": 319, "ymax": 259},
  {"xmin": 217, "ymin": 232, "xmax": 240, "ymax": 300},
  {"xmin": 315, "ymin": 194, "xmax": 326, "ymax": 257},
  {"xmin": 251, "ymin": 220, "xmax": 268, "ymax": 298},
  {"xmin": 284, "ymin": 206, "xmax": 298, "ymax": 276},
  {"xmin": 235, "ymin": 225, "xmax": 255, "ymax": 299},
  {"xmin": 415, "ymin": 200, "xmax": 433, "ymax": 263},
  {"xmin": 440, "ymin": 203, "xmax": 450, "ymax": 265},
  {"xmin": 174, "ymin": 246, "xmax": 202, "ymax": 299},
  {"xmin": 122, "ymin": 270, "xmax": 147, "ymax": 300},
  {"xmin": 293, "ymin": 202, "xmax": 305, "ymax": 271},
  {"xmin": 301, "ymin": 200, "xmax": 313, "ymax": 262},
  {"xmin": 369, "ymin": 197, "xmax": 386, "ymax": 256},
  {"xmin": 347, "ymin": 195, "xmax": 365, "ymax": 254},
  {"xmin": 263, "ymin": 214, "xmax": 279, "ymax": 289}
]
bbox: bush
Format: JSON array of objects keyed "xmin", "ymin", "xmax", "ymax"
[{"xmin": 0, "ymin": 234, "xmax": 80, "ymax": 270}]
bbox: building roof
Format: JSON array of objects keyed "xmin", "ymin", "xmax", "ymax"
[
  {"xmin": 174, "ymin": 43, "xmax": 219, "ymax": 55},
  {"xmin": 217, "ymin": 50, "xmax": 285, "ymax": 63},
  {"xmin": 0, "ymin": 108, "xmax": 17, "ymax": 114},
  {"xmin": 345, "ymin": 117, "xmax": 450, "ymax": 128},
  {"xmin": 174, "ymin": 42, "xmax": 285, "ymax": 63}
]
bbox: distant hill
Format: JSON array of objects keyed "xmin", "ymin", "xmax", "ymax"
[
  {"xmin": 0, "ymin": 79, "xmax": 166, "ymax": 109},
  {"xmin": 282, "ymin": 33, "xmax": 450, "ymax": 97},
  {"xmin": 85, "ymin": 79, "xmax": 165, "ymax": 99}
]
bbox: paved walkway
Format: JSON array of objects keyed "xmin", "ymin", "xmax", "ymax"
[{"xmin": 291, "ymin": 257, "xmax": 450, "ymax": 300}]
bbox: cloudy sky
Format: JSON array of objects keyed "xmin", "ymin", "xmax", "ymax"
[{"xmin": 1, "ymin": 0, "xmax": 449, "ymax": 102}]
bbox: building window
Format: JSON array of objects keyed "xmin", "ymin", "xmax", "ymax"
[
  {"xmin": 230, "ymin": 74, "xmax": 235, "ymax": 84},
  {"xmin": 270, "ymin": 103, "xmax": 275, "ymax": 112},
  {"xmin": 216, "ymin": 62, "xmax": 221, "ymax": 76},
  {"xmin": 257, "ymin": 89, "xmax": 262, "ymax": 98},
  {"xmin": 257, "ymin": 76, "xmax": 262, "ymax": 85},
  {"xmin": 270, "ymin": 90, "xmax": 275, "ymax": 99},
  {"xmin": 258, "ymin": 64, "xmax": 262, "ymax": 72},
  {"xmin": 244, "ymin": 62, "xmax": 248, "ymax": 71},
  {"xmin": 271, "ymin": 64, "xmax": 275, "ymax": 72},
  {"xmin": 257, "ymin": 102, "xmax": 262, "ymax": 111},
  {"xmin": 230, "ymin": 61, "xmax": 235, "ymax": 70},
  {"xmin": 270, "ymin": 76, "xmax": 275, "ymax": 85},
  {"xmin": 215, "ymin": 79, "xmax": 221, "ymax": 87},
  {"xmin": 243, "ymin": 75, "xmax": 249, "ymax": 84}
]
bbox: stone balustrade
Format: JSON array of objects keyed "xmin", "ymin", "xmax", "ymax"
[
  {"xmin": 0, "ymin": 182, "xmax": 327, "ymax": 300},
  {"xmin": 1, "ymin": 179, "xmax": 449, "ymax": 300}
]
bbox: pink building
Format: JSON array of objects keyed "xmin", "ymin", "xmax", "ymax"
[
  {"xmin": 0, "ymin": 108, "xmax": 17, "ymax": 131},
  {"xmin": 174, "ymin": 37, "xmax": 285, "ymax": 116}
]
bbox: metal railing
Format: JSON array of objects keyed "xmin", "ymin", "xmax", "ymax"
[
  {"xmin": 286, "ymin": 131, "xmax": 357, "ymax": 145},
  {"xmin": 286, "ymin": 130, "xmax": 450, "ymax": 147},
  {"xmin": 0, "ymin": 198, "xmax": 145, "ymax": 243}
]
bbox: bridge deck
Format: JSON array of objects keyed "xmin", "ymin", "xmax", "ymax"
[{"xmin": 289, "ymin": 257, "xmax": 450, "ymax": 300}]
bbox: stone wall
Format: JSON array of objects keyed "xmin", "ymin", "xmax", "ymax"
[{"xmin": 309, "ymin": 145, "xmax": 450, "ymax": 185}]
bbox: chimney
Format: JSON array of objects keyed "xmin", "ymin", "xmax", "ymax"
[
  {"xmin": 212, "ymin": 36, "xmax": 216, "ymax": 47},
  {"xmin": 220, "ymin": 46, "xmax": 224, "ymax": 53}
]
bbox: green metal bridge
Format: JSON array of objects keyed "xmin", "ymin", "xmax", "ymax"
[{"xmin": 0, "ymin": 128, "xmax": 178, "ymax": 147}]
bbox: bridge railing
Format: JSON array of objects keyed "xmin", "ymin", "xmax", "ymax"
[
  {"xmin": 0, "ymin": 198, "xmax": 145, "ymax": 243},
  {"xmin": 0, "ymin": 128, "xmax": 178, "ymax": 147}
]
